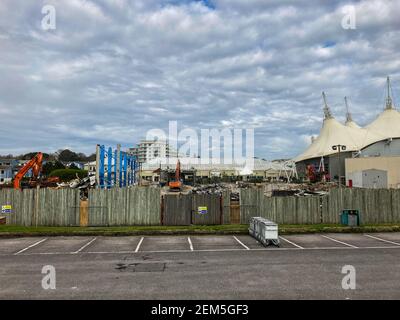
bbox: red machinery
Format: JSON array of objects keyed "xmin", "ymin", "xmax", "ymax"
[
  {"xmin": 168, "ymin": 160, "xmax": 182, "ymax": 191},
  {"xmin": 13, "ymin": 152, "xmax": 43, "ymax": 190}
]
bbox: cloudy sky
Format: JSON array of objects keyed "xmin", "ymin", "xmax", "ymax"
[{"xmin": 0, "ymin": 0, "xmax": 399, "ymax": 159}]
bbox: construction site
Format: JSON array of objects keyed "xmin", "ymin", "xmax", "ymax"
[{"xmin": 1, "ymin": 77, "xmax": 400, "ymax": 228}]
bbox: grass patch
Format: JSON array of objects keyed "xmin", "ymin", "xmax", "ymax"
[{"xmin": 1, "ymin": 223, "xmax": 400, "ymax": 237}]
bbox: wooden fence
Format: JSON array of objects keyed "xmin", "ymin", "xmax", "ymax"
[
  {"xmin": 322, "ymin": 188, "xmax": 400, "ymax": 224},
  {"xmin": 162, "ymin": 193, "xmax": 226, "ymax": 225},
  {"xmin": 240, "ymin": 188, "xmax": 400, "ymax": 224},
  {"xmin": 0, "ymin": 188, "xmax": 80, "ymax": 226},
  {"xmin": 88, "ymin": 187, "xmax": 161, "ymax": 226},
  {"xmin": 2, "ymin": 187, "xmax": 400, "ymax": 226},
  {"xmin": 240, "ymin": 189, "xmax": 321, "ymax": 224}
]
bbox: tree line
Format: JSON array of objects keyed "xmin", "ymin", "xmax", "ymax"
[{"xmin": 0, "ymin": 149, "xmax": 96, "ymax": 162}]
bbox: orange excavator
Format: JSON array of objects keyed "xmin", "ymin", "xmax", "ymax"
[
  {"xmin": 168, "ymin": 160, "xmax": 182, "ymax": 191},
  {"xmin": 13, "ymin": 152, "xmax": 43, "ymax": 190}
]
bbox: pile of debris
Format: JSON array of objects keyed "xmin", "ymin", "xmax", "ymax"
[
  {"xmin": 56, "ymin": 174, "xmax": 96, "ymax": 199},
  {"xmin": 265, "ymin": 182, "xmax": 336, "ymax": 197},
  {"xmin": 191, "ymin": 184, "xmax": 227, "ymax": 195}
]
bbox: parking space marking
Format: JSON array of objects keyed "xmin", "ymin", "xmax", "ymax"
[
  {"xmin": 135, "ymin": 237, "xmax": 144, "ymax": 253},
  {"xmin": 364, "ymin": 234, "xmax": 400, "ymax": 246},
  {"xmin": 8, "ymin": 245, "xmax": 400, "ymax": 256},
  {"xmin": 233, "ymin": 236, "xmax": 250, "ymax": 250},
  {"xmin": 188, "ymin": 237, "xmax": 194, "ymax": 251},
  {"xmin": 321, "ymin": 235, "xmax": 358, "ymax": 248},
  {"xmin": 279, "ymin": 236, "xmax": 304, "ymax": 249},
  {"xmin": 14, "ymin": 238, "xmax": 48, "ymax": 255},
  {"xmin": 73, "ymin": 237, "xmax": 97, "ymax": 254}
]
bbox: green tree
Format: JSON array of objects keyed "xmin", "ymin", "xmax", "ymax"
[
  {"xmin": 58, "ymin": 149, "xmax": 80, "ymax": 162},
  {"xmin": 49, "ymin": 169, "xmax": 88, "ymax": 182},
  {"xmin": 42, "ymin": 161, "xmax": 65, "ymax": 176}
]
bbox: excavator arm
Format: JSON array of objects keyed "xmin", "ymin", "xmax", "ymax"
[
  {"xmin": 169, "ymin": 160, "xmax": 182, "ymax": 191},
  {"xmin": 13, "ymin": 152, "xmax": 43, "ymax": 190}
]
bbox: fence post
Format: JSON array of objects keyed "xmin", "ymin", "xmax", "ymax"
[
  {"xmin": 33, "ymin": 185, "xmax": 40, "ymax": 227},
  {"xmin": 160, "ymin": 195, "xmax": 164, "ymax": 226},
  {"xmin": 80, "ymin": 200, "xmax": 89, "ymax": 227}
]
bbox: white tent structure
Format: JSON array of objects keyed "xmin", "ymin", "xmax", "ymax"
[
  {"xmin": 365, "ymin": 79, "xmax": 400, "ymax": 139},
  {"xmin": 344, "ymin": 96, "xmax": 361, "ymax": 129},
  {"xmin": 295, "ymin": 92, "xmax": 384, "ymax": 162}
]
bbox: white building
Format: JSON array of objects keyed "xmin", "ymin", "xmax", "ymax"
[
  {"xmin": 128, "ymin": 140, "xmax": 179, "ymax": 163},
  {"xmin": 295, "ymin": 77, "xmax": 400, "ymax": 182},
  {"xmin": 0, "ymin": 159, "xmax": 17, "ymax": 185}
]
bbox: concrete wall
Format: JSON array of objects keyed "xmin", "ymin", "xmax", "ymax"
[
  {"xmin": 347, "ymin": 169, "xmax": 388, "ymax": 188},
  {"xmin": 346, "ymin": 156, "xmax": 400, "ymax": 189}
]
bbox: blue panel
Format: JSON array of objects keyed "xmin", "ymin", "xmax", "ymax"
[
  {"xmin": 107, "ymin": 147, "xmax": 112, "ymax": 188},
  {"xmin": 99, "ymin": 145, "xmax": 105, "ymax": 188},
  {"xmin": 123, "ymin": 153, "xmax": 127, "ymax": 187},
  {"xmin": 114, "ymin": 150, "xmax": 117, "ymax": 185}
]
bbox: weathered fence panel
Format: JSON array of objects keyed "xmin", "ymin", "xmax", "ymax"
[
  {"xmin": 0, "ymin": 188, "xmax": 80, "ymax": 226},
  {"xmin": 222, "ymin": 190, "xmax": 231, "ymax": 224},
  {"xmin": 88, "ymin": 187, "xmax": 161, "ymax": 226},
  {"xmin": 191, "ymin": 194, "xmax": 222, "ymax": 225},
  {"xmin": 322, "ymin": 188, "xmax": 400, "ymax": 224},
  {"xmin": 240, "ymin": 189, "xmax": 321, "ymax": 224},
  {"xmin": 163, "ymin": 194, "xmax": 192, "ymax": 225},
  {"xmin": 240, "ymin": 189, "xmax": 262, "ymax": 224},
  {"xmin": 3, "ymin": 186, "xmax": 400, "ymax": 227},
  {"xmin": 36, "ymin": 189, "xmax": 80, "ymax": 226}
]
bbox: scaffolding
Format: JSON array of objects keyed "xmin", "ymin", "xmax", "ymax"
[{"xmin": 95, "ymin": 144, "xmax": 138, "ymax": 189}]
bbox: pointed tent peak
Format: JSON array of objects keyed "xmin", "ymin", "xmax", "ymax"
[
  {"xmin": 385, "ymin": 76, "xmax": 394, "ymax": 110},
  {"xmin": 322, "ymin": 92, "xmax": 333, "ymax": 119},
  {"xmin": 344, "ymin": 96, "xmax": 360, "ymax": 129},
  {"xmin": 344, "ymin": 96, "xmax": 353, "ymax": 123}
]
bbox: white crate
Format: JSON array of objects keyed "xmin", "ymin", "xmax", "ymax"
[{"xmin": 249, "ymin": 217, "xmax": 279, "ymax": 246}]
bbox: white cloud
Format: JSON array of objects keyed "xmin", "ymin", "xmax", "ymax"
[{"xmin": 0, "ymin": 0, "xmax": 399, "ymax": 159}]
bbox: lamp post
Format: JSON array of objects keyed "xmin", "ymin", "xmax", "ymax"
[{"xmin": 332, "ymin": 144, "xmax": 346, "ymax": 188}]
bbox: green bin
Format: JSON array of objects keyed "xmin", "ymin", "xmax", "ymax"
[{"xmin": 340, "ymin": 209, "xmax": 360, "ymax": 227}]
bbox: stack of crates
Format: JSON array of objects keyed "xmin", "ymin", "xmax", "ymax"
[{"xmin": 340, "ymin": 209, "xmax": 360, "ymax": 227}]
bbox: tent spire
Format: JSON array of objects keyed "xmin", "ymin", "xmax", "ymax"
[
  {"xmin": 385, "ymin": 76, "xmax": 394, "ymax": 110},
  {"xmin": 345, "ymin": 96, "xmax": 353, "ymax": 123},
  {"xmin": 322, "ymin": 92, "xmax": 333, "ymax": 119}
]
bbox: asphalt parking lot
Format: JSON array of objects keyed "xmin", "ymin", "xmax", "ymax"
[
  {"xmin": 1, "ymin": 233, "xmax": 400, "ymax": 299},
  {"xmin": 2, "ymin": 232, "xmax": 400, "ymax": 255}
]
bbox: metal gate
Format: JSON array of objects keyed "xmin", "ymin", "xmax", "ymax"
[
  {"xmin": 163, "ymin": 194, "xmax": 192, "ymax": 225},
  {"xmin": 162, "ymin": 194, "xmax": 223, "ymax": 225},
  {"xmin": 191, "ymin": 194, "xmax": 222, "ymax": 225}
]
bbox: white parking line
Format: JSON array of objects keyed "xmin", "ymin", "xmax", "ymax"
[
  {"xmin": 321, "ymin": 235, "xmax": 358, "ymax": 248},
  {"xmin": 73, "ymin": 237, "xmax": 97, "ymax": 254},
  {"xmin": 279, "ymin": 236, "xmax": 304, "ymax": 249},
  {"xmin": 233, "ymin": 236, "xmax": 250, "ymax": 250},
  {"xmin": 7, "ymin": 244, "xmax": 400, "ymax": 256},
  {"xmin": 135, "ymin": 237, "xmax": 144, "ymax": 253},
  {"xmin": 364, "ymin": 234, "xmax": 400, "ymax": 246},
  {"xmin": 14, "ymin": 238, "xmax": 48, "ymax": 255},
  {"xmin": 188, "ymin": 237, "xmax": 194, "ymax": 251}
]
